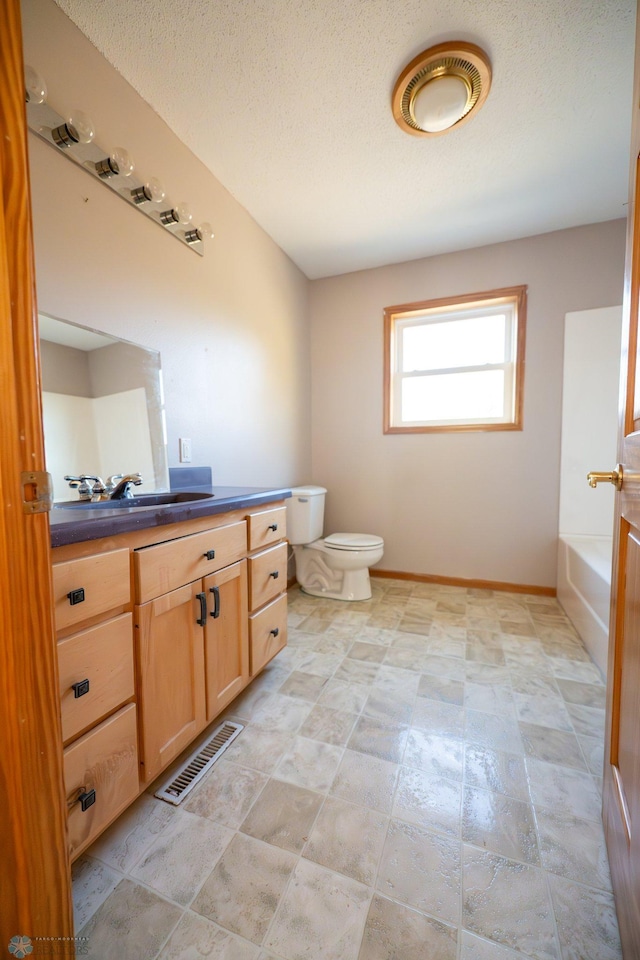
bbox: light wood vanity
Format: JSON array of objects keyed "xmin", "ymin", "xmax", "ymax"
[{"xmin": 50, "ymin": 495, "xmax": 288, "ymax": 860}]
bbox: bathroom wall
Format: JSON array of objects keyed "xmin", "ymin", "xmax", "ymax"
[
  {"xmin": 22, "ymin": 0, "xmax": 311, "ymax": 489},
  {"xmin": 559, "ymin": 306, "xmax": 623, "ymax": 537},
  {"xmin": 309, "ymin": 221, "xmax": 626, "ymax": 589}
]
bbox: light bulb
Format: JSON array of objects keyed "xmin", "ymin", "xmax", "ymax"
[
  {"xmin": 110, "ymin": 146, "xmax": 135, "ymax": 176},
  {"xmin": 131, "ymin": 177, "xmax": 166, "ymax": 204},
  {"xmin": 24, "ymin": 65, "xmax": 47, "ymax": 104},
  {"xmin": 412, "ymin": 74, "xmax": 471, "ymax": 133},
  {"xmin": 185, "ymin": 221, "xmax": 214, "ymax": 244},
  {"xmin": 174, "ymin": 202, "xmax": 192, "ymax": 225},
  {"xmin": 66, "ymin": 109, "xmax": 95, "ymax": 144},
  {"xmin": 95, "ymin": 146, "xmax": 135, "ymax": 179},
  {"xmin": 198, "ymin": 222, "xmax": 214, "ymax": 240},
  {"xmin": 160, "ymin": 201, "xmax": 192, "ymax": 226}
]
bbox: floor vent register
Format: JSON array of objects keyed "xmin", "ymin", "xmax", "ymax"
[{"xmin": 154, "ymin": 720, "xmax": 244, "ymax": 805}]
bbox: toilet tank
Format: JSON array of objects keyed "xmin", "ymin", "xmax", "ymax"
[{"xmin": 286, "ymin": 486, "xmax": 327, "ymax": 545}]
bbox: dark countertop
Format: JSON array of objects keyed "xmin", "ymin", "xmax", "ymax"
[{"xmin": 50, "ymin": 486, "xmax": 292, "ymax": 548}]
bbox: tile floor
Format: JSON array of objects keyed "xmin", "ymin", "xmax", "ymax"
[{"xmin": 73, "ymin": 580, "xmax": 622, "ymax": 960}]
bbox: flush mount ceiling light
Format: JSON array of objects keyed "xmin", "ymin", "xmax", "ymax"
[{"xmin": 392, "ymin": 41, "xmax": 492, "ymax": 137}]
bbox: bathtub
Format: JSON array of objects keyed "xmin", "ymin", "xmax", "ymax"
[{"xmin": 557, "ymin": 534, "xmax": 612, "ymax": 677}]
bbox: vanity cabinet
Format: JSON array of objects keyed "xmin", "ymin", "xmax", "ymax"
[
  {"xmin": 51, "ymin": 548, "xmax": 139, "ymax": 860},
  {"xmin": 51, "ymin": 496, "xmax": 288, "ymax": 855}
]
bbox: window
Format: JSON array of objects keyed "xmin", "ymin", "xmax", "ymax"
[{"xmin": 384, "ymin": 286, "xmax": 526, "ymax": 433}]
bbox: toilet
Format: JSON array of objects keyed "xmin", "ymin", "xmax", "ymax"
[{"xmin": 286, "ymin": 485, "xmax": 384, "ymax": 601}]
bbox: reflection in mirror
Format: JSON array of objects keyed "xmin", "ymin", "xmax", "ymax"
[{"xmin": 39, "ymin": 314, "xmax": 169, "ymax": 501}]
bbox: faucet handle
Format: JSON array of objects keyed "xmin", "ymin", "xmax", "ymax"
[{"xmin": 106, "ymin": 474, "xmax": 124, "ymax": 493}]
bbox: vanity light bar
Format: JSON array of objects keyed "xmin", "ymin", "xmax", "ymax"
[{"xmin": 24, "ymin": 70, "xmax": 213, "ymax": 257}]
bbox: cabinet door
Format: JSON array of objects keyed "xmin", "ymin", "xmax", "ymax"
[
  {"xmin": 204, "ymin": 560, "xmax": 249, "ymax": 720},
  {"xmin": 135, "ymin": 582, "xmax": 206, "ymax": 782}
]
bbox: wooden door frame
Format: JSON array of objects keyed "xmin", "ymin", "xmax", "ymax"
[{"xmin": 0, "ymin": 0, "xmax": 73, "ymax": 946}]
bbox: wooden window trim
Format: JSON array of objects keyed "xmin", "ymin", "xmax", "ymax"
[{"xmin": 383, "ymin": 285, "xmax": 527, "ymax": 434}]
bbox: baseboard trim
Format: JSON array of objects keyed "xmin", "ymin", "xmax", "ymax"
[{"xmin": 370, "ymin": 569, "xmax": 556, "ymax": 597}]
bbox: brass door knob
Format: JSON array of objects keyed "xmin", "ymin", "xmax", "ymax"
[{"xmin": 587, "ymin": 464, "xmax": 623, "ymax": 491}]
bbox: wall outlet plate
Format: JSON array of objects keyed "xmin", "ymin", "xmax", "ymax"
[{"xmin": 179, "ymin": 438, "xmax": 192, "ymax": 463}]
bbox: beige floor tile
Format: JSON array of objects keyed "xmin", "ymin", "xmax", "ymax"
[
  {"xmin": 335, "ymin": 658, "xmax": 381, "ymax": 684},
  {"xmin": 578, "ymin": 734, "xmax": 605, "ymax": 776},
  {"xmin": 462, "ymin": 786, "xmax": 539, "ymax": 865},
  {"xmin": 330, "ymin": 748, "xmax": 399, "ymax": 813},
  {"xmin": 566, "ymin": 702, "xmax": 606, "ymax": 738},
  {"xmin": 303, "ymin": 795, "xmax": 388, "ymax": 884},
  {"xmin": 412, "ymin": 699, "xmax": 465, "ymax": 738},
  {"xmin": 362, "ymin": 689, "xmax": 414, "ymax": 724},
  {"xmin": 518, "ymin": 722, "xmax": 586, "ymax": 770},
  {"xmin": 377, "ymin": 818, "xmax": 461, "ymax": 924},
  {"xmin": 417, "ymin": 673, "xmax": 465, "ymax": 705},
  {"xmin": 71, "ymin": 855, "xmax": 121, "ymax": 931},
  {"xmin": 514, "ymin": 693, "xmax": 573, "ymax": 731},
  {"xmin": 250, "ymin": 693, "xmax": 313, "ymax": 733},
  {"xmin": 422, "ymin": 653, "xmax": 467, "ymax": 681},
  {"xmin": 460, "ymin": 931, "xmax": 527, "ymax": 959},
  {"xmin": 462, "ymin": 846, "xmax": 559, "ymax": 959},
  {"xmin": 347, "ymin": 715, "xmax": 409, "ymax": 763},
  {"xmin": 299, "ymin": 702, "xmax": 358, "ymax": 744},
  {"xmin": 86, "ymin": 793, "xmax": 177, "ymax": 873},
  {"xmin": 348, "ymin": 641, "xmax": 388, "ymax": 662},
  {"xmin": 131, "ymin": 810, "xmax": 233, "ymax": 906},
  {"xmin": 192, "ymin": 832, "xmax": 296, "ymax": 944},
  {"xmin": 293, "ymin": 651, "xmax": 344, "ymax": 677},
  {"xmin": 426, "ymin": 636, "xmax": 467, "ymax": 658},
  {"xmin": 79, "ymin": 879, "xmax": 183, "ymax": 960},
  {"xmin": 358, "ymin": 895, "xmax": 458, "ymax": 960},
  {"xmin": 183, "ymin": 759, "xmax": 267, "ymax": 828},
  {"xmin": 373, "ymin": 663, "xmax": 420, "ymax": 696},
  {"xmin": 526, "ymin": 758, "xmax": 602, "ymax": 821},
  {"xmin": 548, "ymin": 658, "xmax": 604, "ymax": 684},
  {"xmin": 277, "ymin": 670, "xmax": 329, "ymax": 701},
  {"xmin": 265, "ymin": 858, "xmax": 370, "ymax": 960},
  {"xmin": 157, "ymin": 911, "xmax": 260, "ymax": 959},
  {"xmin": 535, "ymin": 808, "xmax": 611, "ymax": 890},
  {"xmin": 555, "ymin": 678, "xmax": 606, "ymax": 708},
  {"xmin": 317, "ymin": 677, "xmax": 371, "ymax": 713},
  {"xmin": 240, "ymin": 778, "xmax": 323, "ymax": 853},
  {"xmin": 548, "ymin": 874, "xmax": 621, "ymax": 960},
  {"xmin": 222, "ymin": 727, "xmax": 295, "ymax": 774},
  {"xmin": 465, "ymin": 710, "xmax": 523, "ymax": 754},
  {"xmin": 274, "ymin": 735, "xmax": 344, "ymax": 790},
  {"xmin": 404, "ymin": 728, "xmax": 464, "ymax": 781},
  {"xmin": 393, "ymin": 766, "xmax": 462, "ymax": 837},
  {"xmin": 509, "ymin": 673, "xmax": 561, "ymax": 697},
  {"xmin": 465, "ymin": 682, "xmax": 515, "ymax": 717},
  {"xmin": 463, "ymin": 745, "xmax": 529, "ymax": 802}
]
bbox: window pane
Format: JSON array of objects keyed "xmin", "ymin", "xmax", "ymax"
[
  {"xmin": 401, "ymin": 370, "xmax": 506, "ymax": 422},
  {"xmin": 402, "ymin": 314, "xmax": 506, "ymax": 372}
]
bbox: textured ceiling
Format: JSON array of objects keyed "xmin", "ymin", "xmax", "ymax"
[{"xmin": 54, "ymin": 0, "xmax": 636, "ymax": 279}]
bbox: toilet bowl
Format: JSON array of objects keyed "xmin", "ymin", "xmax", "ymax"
[{"xmin": 286, "ymin": 486, "xmax": 384, "ymax": 601}]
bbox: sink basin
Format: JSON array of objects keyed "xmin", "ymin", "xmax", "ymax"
[{"xmin": 55, "ymin": 491, "xmax": 215, "ymax": 510}]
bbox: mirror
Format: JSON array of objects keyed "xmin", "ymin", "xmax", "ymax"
[{"xmin": 39, "ymin": 314, "xmax": 169, "ymax": 501}]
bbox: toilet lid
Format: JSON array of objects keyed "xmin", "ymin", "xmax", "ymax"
[{"xmin": 324, "ymin": 532, "xmax": 384, "ymax": 551}]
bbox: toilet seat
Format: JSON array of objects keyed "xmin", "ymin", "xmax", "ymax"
[{"xmin": 324, "ymin": 532, "xmax": 384, "ymax": 551}]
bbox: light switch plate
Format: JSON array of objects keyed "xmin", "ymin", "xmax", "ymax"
[{"xmin": 179, "ymin": 438, "xmax": 192, "ymax": 463}]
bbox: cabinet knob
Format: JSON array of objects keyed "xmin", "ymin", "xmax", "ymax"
[
  {"xmin": 67, "ymin": 587, "xmax": 85, "ymax": 606},
  {"xmin": 78, "ymin": 788, "xmax": 96, "ymax": 812},
  {"xmin": 72, "ymin": 679, "xmax": 90, "ymax": 698},
  {"xmin": 268, "ymin": 523, "xmax": 278, "ymax": 531},
  {"xmin": 270, "ymin": 570, "xmax": 279, "ymax": 579},
  {"xmin": 203, "ymin": 549, "xmax": 216, "ymax": 561},
  {"xmin": 270, "ymin": 628, "xmax": 279, "ymax": 638}
]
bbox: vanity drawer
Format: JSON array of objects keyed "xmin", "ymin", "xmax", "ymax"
[
  {"xmin": 135, "ymin": 520, "xmax": 247, "ymax": 602},
  {"xmin": 248, "ymin": 542, "xmax": 288, "ymax": 611},
  {"xmin": 247, "ymin": 505, "xmax": 287, "ymax": 552},
  {"xmin": 58, "ymin": 614, "xmax": 135, "ymax": 744},
  {"xmin": 53, "ymin": 548, "xmax": 131, "ymax": 633},
  {"xmin": 64, "ymin": 703, "xmax": 139, "ymax": 860},
  {"xmin": 249, "ymin": 593, "xmax": 287, "ymax": 675}
]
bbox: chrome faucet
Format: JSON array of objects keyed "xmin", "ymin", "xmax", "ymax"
[
  {"xmin": 65, "ymin": 474, "xmax": 107, "ymax": 501},
  {"xmin": 109, "ymin": 473, "xmax": 143, "ymax": 499}
]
